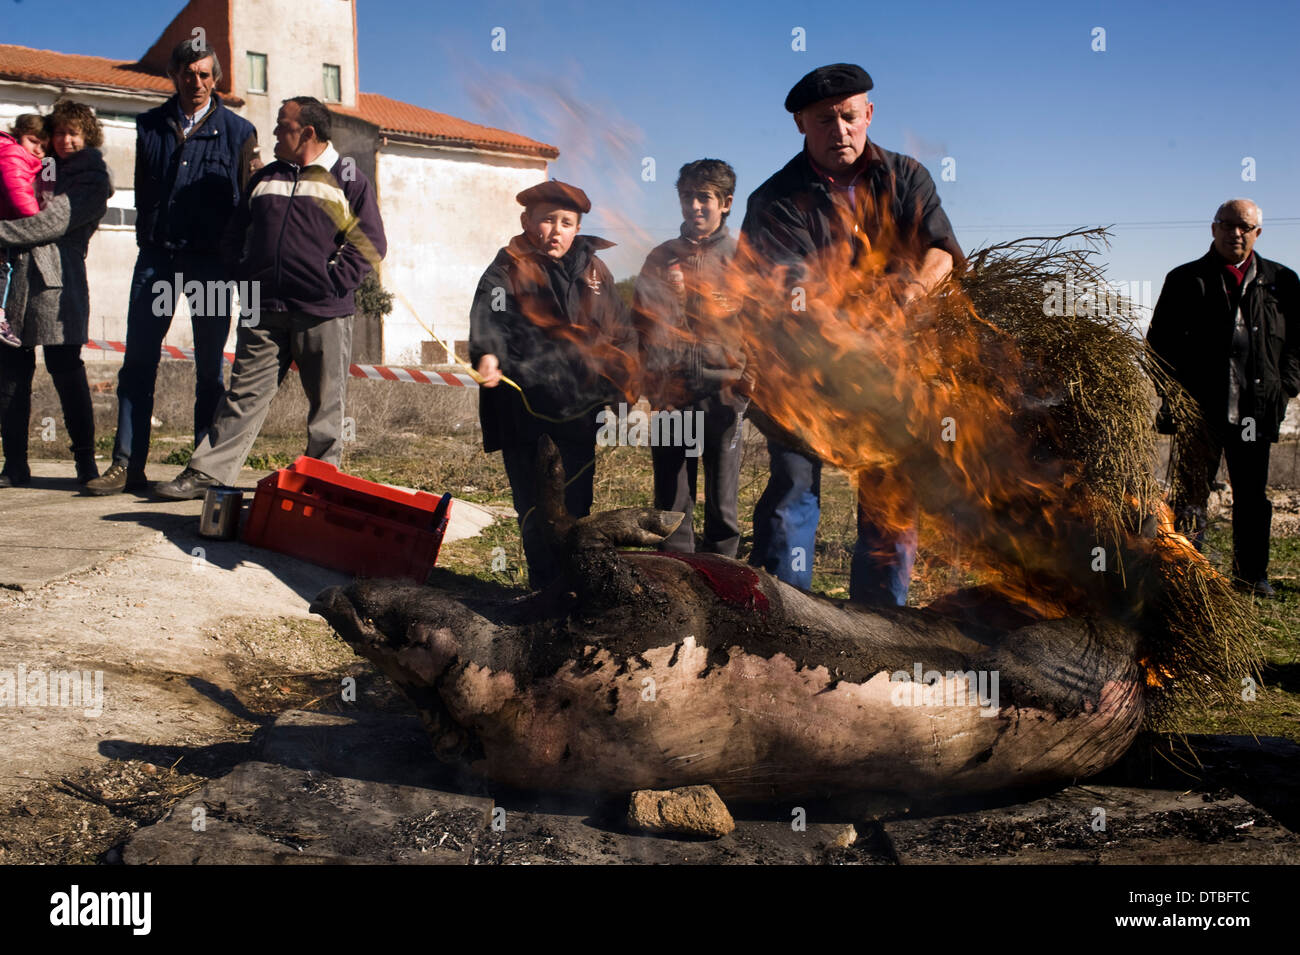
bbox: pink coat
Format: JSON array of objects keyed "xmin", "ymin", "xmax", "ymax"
[{"xmin": 0, "ymin": 132, "xmax": 42, "ymax": 219}]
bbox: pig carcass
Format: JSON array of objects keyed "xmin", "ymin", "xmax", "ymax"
[{"xmin": 311, "ymin": 441, "xmax": 1144, "ymax": 803}]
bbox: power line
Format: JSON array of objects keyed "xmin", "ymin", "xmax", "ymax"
[
  {"xmin": 945, "ymin": 218, "xmax": 1300, "ymax": 231},
  {"xmin": 589, "ymin": 217, "xmax": 1300, "ymax": 234}
]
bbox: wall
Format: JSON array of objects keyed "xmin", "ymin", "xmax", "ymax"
[
  {"xmin": 229, "ymin": 0, "xmax": 357, "ymax": 162},
  {"xmin": 376, "ymin": 141, "xmax": 546, "ymax": 365}
]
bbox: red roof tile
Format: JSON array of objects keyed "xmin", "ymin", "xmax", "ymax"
[
  {"xmin": 0, "ymin": 43, "xmax": 172, "ymax": 96},
  {"xmin": 337, "ymin": 92, "xmax": 558, "ymax": 160},
  {"xmin": 0, "ymin": 44, "xmax": 553, "ymax": 160}
]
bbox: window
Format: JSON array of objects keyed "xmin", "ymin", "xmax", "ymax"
[
  {"xmin": 247, "ymin": 52, "xmax": 267, "ymax": 94},
  {"xmin": 323, "ymin": 63, "xmax": 341, "ymax": 102},
  {"xmin": 99, "ymin": 207, "xmax": 138, "ymax": 228},
  {"xmin": 100, "ymin": 189, "xmax": 137, "ymax": 230}
]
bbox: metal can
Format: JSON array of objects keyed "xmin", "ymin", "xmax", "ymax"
[{"xmin": 199, "ymin": 487, "xmax": 244, "ymax": 540}]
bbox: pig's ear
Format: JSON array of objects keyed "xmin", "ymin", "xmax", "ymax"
[{"xmin": 569, "ymin": 508, "xmax": 685, "ymax": 550}]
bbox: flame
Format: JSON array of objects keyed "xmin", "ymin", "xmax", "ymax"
[
  {"xmin": 1138, "ymin": 656, "xmax": 1176, "ymax": 688},
  {"xmin": 710, "ymin": 193, "xmax": 1098, "ymax": 615},
  {"xmin": 485, "ymin": 164, "xmax": 1136, "ymax": 616}
]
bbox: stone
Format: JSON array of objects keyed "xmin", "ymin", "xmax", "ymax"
[{"xmin": 627, "ymin": 785, "xmax": 735, "ymax": 839}]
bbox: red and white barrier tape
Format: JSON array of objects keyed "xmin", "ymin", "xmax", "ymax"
[
  {"xmin": 350, "ymin": 364, "xmax": 478, "ymax": 387},
  {"xmin": 86, "ymin": 338, "xmax": 236, "ymax": 364},
  {"xmin": 84, "ymin": 338, "xmax": 478, "ymax": 387}
]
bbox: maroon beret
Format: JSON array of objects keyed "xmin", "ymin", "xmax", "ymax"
[{"xmin": 515, "ymin": 179, "xmax": 591, "ymax": 214}]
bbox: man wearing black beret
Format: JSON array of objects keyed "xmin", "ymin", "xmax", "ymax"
[{"xmin": 743, "ymin": 63, "xmax": 964, "ymax": 607}]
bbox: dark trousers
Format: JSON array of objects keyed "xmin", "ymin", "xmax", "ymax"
[
  {"xmin": 0, "ymin": 344, "xmax": 95, "ymax": 470},
  {"xmin": 1173, "ymin": 420, "xmax": 1273, "ymax": 581},
  {"xmin": 650, "ymin": 395, "xmax": 743, "ymax": 556},
  {"xmin": 749, "ymin": 436, "xmax": 918, "ymax": 606},
  {"xmin": 112, "ymin": 247, "xmax": 233, "ymax": 470},
  {"xmin": 500, "ymin": 436, "xmax": 596, "ymax": 590}
]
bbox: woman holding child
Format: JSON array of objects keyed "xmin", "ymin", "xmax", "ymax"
[{"xmin": 0, "ymin": 101, "xmax": 111, "ymax": 487}]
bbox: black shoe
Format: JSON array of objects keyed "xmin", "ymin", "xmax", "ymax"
[
  {"xmin": 155, "ymin": 466, "xmax": 218, "ymax": 500},
  {"xmin": 1235, "ymin": 577, "xmax": 1276, "ymax": 598},
  {"xmin": 0, "ymin": 464, "xmax": 31, "ymax": 488},
  {"xmin": 73, "ymin": 450, "xmax": 99, "ymax": 485},
  {"xmin": 1246, "ymin": 579, "xmax": 1277, "ymax": 598},
  {"xmin": 84, "ymin": 463, "xmax": 149, "ymax": 496}
]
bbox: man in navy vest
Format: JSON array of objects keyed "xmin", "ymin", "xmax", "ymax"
[{"xmin": 87, "ymin": 39, "xmax": 256, "ymax": 495}]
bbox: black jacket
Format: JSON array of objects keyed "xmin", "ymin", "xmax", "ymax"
[
  {"xmin": 632, "ymin": 223, "xmax": 744, "ymax": 406},
  {"xmin": 1147, "ymin": 248, "xmax": 1300, "ymax": 442},
  {"xmin": 469, "ymin": 233, "xmax": 636, "ymax": 451},
  {"xmin": 134, "ymin": 94, "xmax": 256, "ymax": 255},
  {"xmin": 740, "ymin": 139, "xmax": 964, "ymax": 296}
]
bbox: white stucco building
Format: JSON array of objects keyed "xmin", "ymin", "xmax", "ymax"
[{"xmin": 0, "ymin": 0, "xmax": 556, "ymax": 365}]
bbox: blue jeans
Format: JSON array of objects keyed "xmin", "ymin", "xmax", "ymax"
[
  {"xmin": 112, "ymin": 247, "xmax": 233, "ymax": 470},
  {"xmin": 749, "ymin": 437, "xmax": 917, "ymax": 606},
  {"xmin": 850, "ymin": 488, "xmax": 919, "ymax": 607}
]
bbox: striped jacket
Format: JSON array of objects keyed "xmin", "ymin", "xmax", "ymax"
[{"xmin": 224, "ymin": 143, "xmax": 387, "ymax": 318}]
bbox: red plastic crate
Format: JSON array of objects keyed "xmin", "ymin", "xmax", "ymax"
[{"xmin": 242, "ymin": 456, "xmax": 452, "ymax": 582}]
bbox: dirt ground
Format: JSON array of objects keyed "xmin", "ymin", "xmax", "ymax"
[{"xmin": 0, "ymin": 505, "xmax": 358, "ymax": 863}]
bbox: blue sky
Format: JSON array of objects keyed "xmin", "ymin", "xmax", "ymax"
[{"xmin": 8, "ymin": 0, "xmax": 1300, "ymax": 307}]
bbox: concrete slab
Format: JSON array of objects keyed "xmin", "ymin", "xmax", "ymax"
[
  {"xmin": 439, "ymin": 498, "xmax": 506, "ymax": 544},
  {"xmin": 878, "ymin": 784, "xmax": 1300, "ymax": 865},
  {"xmin": 0, "ymin": 461, "xmax": 494, "ymax": 590},
  {"xmin": 1183, "ymin": 735, "xmax": 1300, "ymax": 834},
  {"xmin": 372, "ymin": 484, "xmax": 506, "ymax": 544},
  {"xmin": 112, "ymin": 715, "xmax": 1300, "ymax": 865},
  {"xmin": 0, "ymin": 462, "xmax": 220, "ymax": 591},
  {"xmin": 123, "ymin": 761, "xmax": 491, "ymax": 864}
]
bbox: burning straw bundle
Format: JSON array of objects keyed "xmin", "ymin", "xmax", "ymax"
[
  {"xmin": 743, "ymin": 226, "xmax": 1261, "ymax": 727},
  {"xmin": 946, "ymin": 228, "xmax": 1261, "ymax": 726}
]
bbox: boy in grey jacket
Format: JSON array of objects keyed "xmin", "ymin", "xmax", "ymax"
[{"xmin": 632, "ymin": 159, "xmax": 746, "ymax": 556}]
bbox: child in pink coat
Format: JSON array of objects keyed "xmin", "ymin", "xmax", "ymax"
[{"xmin": 1, "ymin": 114, "xmax": 49, "ymax": 347}]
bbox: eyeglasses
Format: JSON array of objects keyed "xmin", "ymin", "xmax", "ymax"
[{"xmin": 1214, "ymin": 219, "xmax": 1260, "ymax": 235}]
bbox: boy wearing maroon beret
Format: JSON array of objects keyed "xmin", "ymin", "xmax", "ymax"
[{"xmin": 469, "ymin": 180, "xmax": 635, "ymax": 588}]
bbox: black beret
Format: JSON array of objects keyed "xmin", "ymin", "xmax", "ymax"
[
  {"xmin": 515, "ymin": 179, "xmax": 591, "ymax": 214},
  {"xmin": 784, "ymin": 63, "xmax": 874, "ymax": 113}
]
